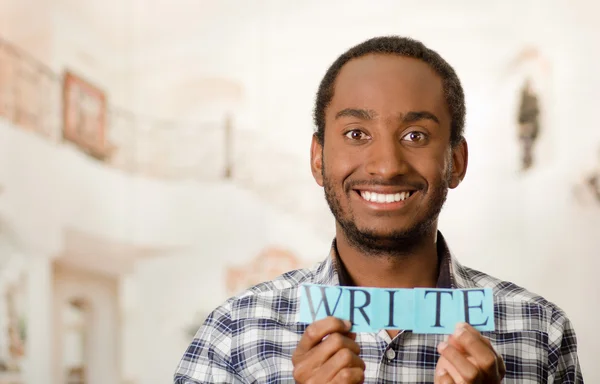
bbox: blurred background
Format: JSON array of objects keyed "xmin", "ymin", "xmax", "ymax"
[{"xmin": 0, "ymin": 0, "xmax": 599, "ymax": 383}]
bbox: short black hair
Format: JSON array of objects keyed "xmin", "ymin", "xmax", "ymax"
[{"xmin": 313, "ymin": 36, "xmax": 466, "ymax": 147}]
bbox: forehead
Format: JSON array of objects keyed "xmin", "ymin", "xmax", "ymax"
[{"xmin": 329, "ymin": 54, "xmax": 448, "ymax": 119}]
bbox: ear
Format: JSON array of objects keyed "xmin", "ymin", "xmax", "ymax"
[
  {"xmin": 449, "ymin": 138, "xmax": 468, "ymax": 189},
  {"xmin": 310, "ymin": 134, "xmax": 324, "ymax": 187}
]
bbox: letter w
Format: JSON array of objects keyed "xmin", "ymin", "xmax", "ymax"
[{"xmin": 304, "ymin": 286, "xmax": 344, "ymax": 321}]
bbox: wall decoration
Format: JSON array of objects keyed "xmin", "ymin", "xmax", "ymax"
[
  {"xmin": 585, "ymin": 149, "xmax": 600, "ymax": 204},
  {"xmin": 225, "ymin": 247, "xmax": 302, "ymax": 296},
  {"xmin": 505, "ymin": 47, "xmax": 552, "ymax": 172},
  {"xmin": 62, "ymin": 71, "xmax": 108, "ymax": 160},
  {"xmin": 517, "ymin": 78, "xmax": 541, "ymax": 171},
  {"xmin": 587, "ymin": 172, "xmax": 600, "ymax": 203},
  {"xmin": 574, "ymin": 148, "xmax": 600, "ymax": 206}
]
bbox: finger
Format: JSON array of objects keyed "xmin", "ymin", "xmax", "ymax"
[
  {"xmin": 498, "ymin": 355, "xmax": 507, "ymax": 379},
  {"xmin": 303, "ymin": 332, "xmax": 360, "ymax": 368},
  {"xmin": 447, "ymin": 325, "xmax": 488, "ymax": 353},
  {"xmin": 451, "ymin": 324, "xmax": 500, "ymax": 378},
  {"xmin": 317, "ymin": 348, "xmax": 365, "ymax": 382},
  {"xmin": 450, "ymin": 325, "xmax": 506, "ymax": 379},
  {"xmin": 454, "ymin": 323, "xmax": 494, "ymax": 350},
  {"xmin": 461, "ymin": 325, "xmax": 506, "ymax": 379},
  {"xmin": 293, "ymin": 333, "xmax": 360, "ymax": 381},
  {"xmin": 436, "ymin": 356, "xmax": 462, "ymax": 383},
  {"xmin": 332, "ymin": 367, "xmax": 365, "ymax": 384},
  {"xmin": 434, "ymin": 368, "xmax": 456, "ymax": 384},
  {"xmin": 438, "ymin": 341, "xmax": 481, "ymax": 383},
  {"xmin": 295, "ymin": 317, "xmax": 352, "ymax": 356}
]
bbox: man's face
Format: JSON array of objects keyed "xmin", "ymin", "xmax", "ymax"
[{"xmin": 311, "ymin": 54, "xmax": 467, "ymax": 254}]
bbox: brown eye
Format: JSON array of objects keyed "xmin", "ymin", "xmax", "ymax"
[
  {"xmin": 345, "ymin": 130, "xmax": 369, "ymax": 141},
  {"xmin": 401, "ymin": 131, "xmax": 427, "ymax": 143}
]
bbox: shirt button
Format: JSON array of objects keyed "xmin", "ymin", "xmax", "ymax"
[{"xmin": 385, "ymin": 348, "xmax": 396, "ymax": 360}]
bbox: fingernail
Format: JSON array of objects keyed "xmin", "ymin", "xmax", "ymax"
[
  {"xmin": 438, "ymin": 341, "xmax": 448, "ymax": 351},
  {"xmin": 343, "ymin": 320, "xmax": 352, "ymax": 330},
  {"xmin": 455, "ymin": 323, "xmax": 466, "ymax": 337},
  {"xmin": 437, "ymin": 368, "xmax": 447, "ymax": 377}
]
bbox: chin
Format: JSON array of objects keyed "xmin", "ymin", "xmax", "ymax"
[
  {"xmin": 354, "ymin": 226, "xmax": 412, "ymax": 240},
  {"xmin": 357, "ymin": 220, "xmax": 415, "ymax": 235}
]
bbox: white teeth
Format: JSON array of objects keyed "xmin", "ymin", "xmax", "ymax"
[{"xmin": 360, "ymin": 191, "xmax": 412, "ymax": 203}]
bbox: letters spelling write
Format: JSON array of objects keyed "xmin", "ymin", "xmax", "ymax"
[{"xmin": 299, "ymin": 284, "xmax": 495, "ymax": 334}]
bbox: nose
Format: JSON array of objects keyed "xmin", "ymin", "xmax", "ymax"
[{"xmin": 364, "ymin": 136, "xmax": 409, "ymax": 179}]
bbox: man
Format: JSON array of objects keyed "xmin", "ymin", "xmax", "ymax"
[{"xmin": 174, "ymin": 36, "xmax": 583, "ymax": 383}]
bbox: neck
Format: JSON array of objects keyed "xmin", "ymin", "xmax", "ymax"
[{"xmin": 334, "ymin": 226, "xmax": 440, "ymax": 289}]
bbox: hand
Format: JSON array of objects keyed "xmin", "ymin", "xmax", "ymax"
[
  {"xmin": 435, "ymin": 323, "xmax": 506, "ymax": 383},
  {"xmin": 292, "ymin": 316, "xmax": 365, "ymax": 383}
]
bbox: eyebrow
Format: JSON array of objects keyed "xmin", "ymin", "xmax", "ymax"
[
  {"xmin": 334, "ymin": 108, "xmax": 440, "ymax": 125},
  {"xmin": 335, "ymin": 108, "xmax": 378, "ymax": 120},
  {"xmin": 401, "ymin": 111, "xmax": 440, "ymax": 124}
]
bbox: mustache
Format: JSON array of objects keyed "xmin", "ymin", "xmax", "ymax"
[{"xmin": 344, "ymin": 179, "xmax": 426, "ymax": 192}]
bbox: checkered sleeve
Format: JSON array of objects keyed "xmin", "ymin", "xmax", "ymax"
[
  {"xmin": 547, "ymin": 307, "xmax": 584, "ymax": 383},
  {"xmin": 174, "ymin": 301, "xmax": 246, "ymax": 384}
]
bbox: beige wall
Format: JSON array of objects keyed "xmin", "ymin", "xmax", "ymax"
[{"xmin": 0, "ymin": 0, "xmax": 53, "ymax": 64}]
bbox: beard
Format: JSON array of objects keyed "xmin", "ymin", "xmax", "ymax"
[{"xmin": 323, "ymin": 164, "xmax": 451, "ymax": 257}]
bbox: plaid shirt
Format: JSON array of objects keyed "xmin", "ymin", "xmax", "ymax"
[{"xmin": 175, "ymin": 233, "xmax": 583, "ymax": 383}]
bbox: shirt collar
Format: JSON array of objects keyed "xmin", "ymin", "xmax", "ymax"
[{"xmin": 317, "ymin": 231, "xmax": 460, "ymax": 289}]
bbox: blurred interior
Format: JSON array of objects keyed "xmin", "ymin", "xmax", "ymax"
[{"xmin": 0, "ymin": 0, "xmax": 599, "ymax": 383}]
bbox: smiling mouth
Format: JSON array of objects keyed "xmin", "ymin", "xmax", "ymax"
[{"xmin": 357, "ymin": 190, "xmax": 416, "ymax": 203}]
